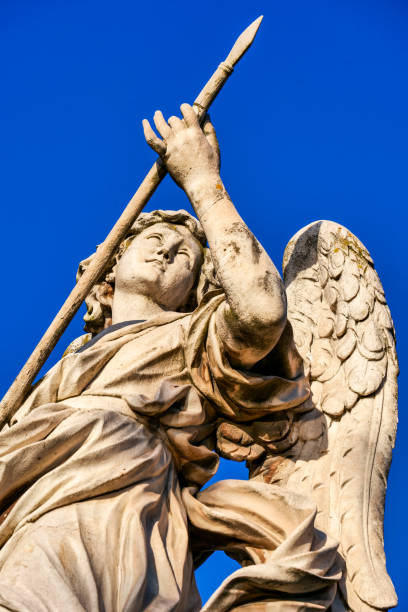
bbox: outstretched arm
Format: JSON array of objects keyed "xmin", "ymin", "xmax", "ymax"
[{"xmin": 143, "ymin": 104, "xmax": 286, "ymax": 368}]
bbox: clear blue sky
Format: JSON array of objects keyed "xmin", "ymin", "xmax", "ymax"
[{"xmin": 1, "ymin": 0, "xmax": 407, "ymax": 607}]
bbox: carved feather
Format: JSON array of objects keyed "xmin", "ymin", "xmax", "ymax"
[{"xmin": 271, "ymin": 221, "xmax": 398, "ymax": 611}]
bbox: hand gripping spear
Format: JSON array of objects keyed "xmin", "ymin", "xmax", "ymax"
[{"xmin": 0, "ymin": 16, "xmax": 263, "ymax": 427}]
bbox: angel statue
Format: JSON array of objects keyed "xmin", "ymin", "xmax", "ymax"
[{"xmin": 0, "ymin": 104, "xmax": 397, "ymax": 612}]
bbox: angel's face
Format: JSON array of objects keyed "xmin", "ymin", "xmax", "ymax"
[{"xmin": 115, "ymin": 222, "xmax": 203, "ymax": 311}]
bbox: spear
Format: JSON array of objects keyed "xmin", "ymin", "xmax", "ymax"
[{"xmin": 0, "ymin": 15, "xmax": 263, "ymax": 427}]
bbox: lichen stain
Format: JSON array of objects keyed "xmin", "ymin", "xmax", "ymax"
[
  {"xmin": 226, "ymin": 221, "xmax": 262, "ymax": 263},
  {"xmin": 334, "ymin": 229, "xmax": 371, "ymax": 268},
  {"xmin": 261, "ymin": 456, "xmax": 287, "ymax": 484},
  {"xmin": 228, "ymin": 240, "xmax": 241, "ymax": 255}
]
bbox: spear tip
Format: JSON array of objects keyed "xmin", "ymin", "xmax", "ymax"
[{"xmin": 225, "ymin": 15, "xmax": 263, "ymax": 68}]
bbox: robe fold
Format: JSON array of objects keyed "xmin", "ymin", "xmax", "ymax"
[{"xmin": 0, "ymin": 293, "xmax": 341, "ymax": 611}]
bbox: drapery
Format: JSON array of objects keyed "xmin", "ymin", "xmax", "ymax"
[{"xmin": 0, "ymin": 293, "xmax": 341, "ymax": 611}]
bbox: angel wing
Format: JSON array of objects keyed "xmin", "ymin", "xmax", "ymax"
[{"xmin": 265, "ymin": 220, "xmax": 398, "ymax": 611}]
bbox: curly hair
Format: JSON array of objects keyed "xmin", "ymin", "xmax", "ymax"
[{"xmin": 77, "ymin": 209, "xmax": 220, "ymax": 335}]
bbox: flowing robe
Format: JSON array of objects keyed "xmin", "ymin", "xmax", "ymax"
[{"xmin": 0, "ymin": 293, "xmax": 341, "ymax": 611}]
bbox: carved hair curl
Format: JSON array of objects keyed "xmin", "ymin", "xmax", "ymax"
[{"xmin": 77, "ymin": 209, "xmax": 220, "ymax": 335}]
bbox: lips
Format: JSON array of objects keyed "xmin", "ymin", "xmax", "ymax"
[{"xmin": 145, "ymin": 258, "xmax": 165, "ymax": 271}]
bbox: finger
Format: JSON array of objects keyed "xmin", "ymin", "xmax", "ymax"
[
  {"xmin": 168, "ymin": 115, "xmax": 184, "ymax": 132},
  {"xmin": 143, "ymin": 119, "xmax": 167, "ymax": 156},
  {"xmin": 153, "ymin": 110, "xmax": 171, "ymax": 139},
  {"xmin": 180, "ymin": 103, "xmax": 199, "ymax": 128},
  {"xmin": 202, "ymin": 115, "xmax": 221, "ymax": 168}
]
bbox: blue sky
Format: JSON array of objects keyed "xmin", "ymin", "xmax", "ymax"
[{"xmin": 1, "ymin": 0, "xmax": 407, "ymax": 607}]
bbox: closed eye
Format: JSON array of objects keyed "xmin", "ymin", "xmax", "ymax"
[{"xmin": 145, "ymin": 234, "xmax": 162, "ymax": 243}]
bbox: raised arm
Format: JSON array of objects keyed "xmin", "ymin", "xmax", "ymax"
[{"xmin": 143, "ymin": 104, "xmax": 286, "ymax": 368}]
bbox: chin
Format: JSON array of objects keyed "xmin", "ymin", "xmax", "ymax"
[
  {"xmin": 119, "ymin": 267, "xmax": 161, "ymax": 296},
  {"xmin": 132, "ymin": 263, "xmax": 162, "ymax": 284}
]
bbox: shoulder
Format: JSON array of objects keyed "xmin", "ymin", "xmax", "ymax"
[{"xmin": 63, "ymin": 333, "xmax": 92, "ymax": 356}]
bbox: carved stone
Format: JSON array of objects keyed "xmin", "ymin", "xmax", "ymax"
[{"xmin": 0, "ymin": 104, "xmax": 397, "ymax": 611}]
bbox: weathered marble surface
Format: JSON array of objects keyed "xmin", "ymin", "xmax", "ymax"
[{"xmin": 0, "ymin": 105, "xmax": 397, "ymax": 611}]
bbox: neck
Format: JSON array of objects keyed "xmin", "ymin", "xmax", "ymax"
[{"xmin": 111, "ymin": 288, "xmax": 167, "ymax": 324}]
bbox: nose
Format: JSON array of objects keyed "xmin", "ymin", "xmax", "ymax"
[{"xmin": 157, "ymin": 246, "xmax": 169, "ymax": 260}]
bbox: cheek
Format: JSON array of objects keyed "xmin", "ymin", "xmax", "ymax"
[
  {"xmin": 166, "ymin": 262, "xmax": 195, "ymax": 292},
  {"xmin": 116, "ymin": 247, "xmax": 146, "ymax": 282},
  {"xmin": 131, "ymin": 238, "xmax": 160, "ymax": 262},
  {"xmin": 127, "ymin": 241, "xmax": 150, "ymax": 259},
  {"xmin": 141, "ymin": 239, "xmax": 159, "ymax": 254}
]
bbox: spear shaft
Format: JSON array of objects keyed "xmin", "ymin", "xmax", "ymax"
[{"xmin": 0, "ymin": 16, "xmax": 263, "ymax": 426}]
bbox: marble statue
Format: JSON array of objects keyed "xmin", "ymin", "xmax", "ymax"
[{"xmin": 0, "ymin": 104, "xmax": 397, "ymax": 612}]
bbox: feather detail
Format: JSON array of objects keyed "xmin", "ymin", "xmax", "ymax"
[{"xmin": 263, "ymin": 221, "xmax": 398, "ymax": 611}]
